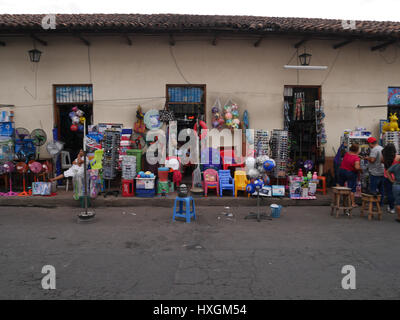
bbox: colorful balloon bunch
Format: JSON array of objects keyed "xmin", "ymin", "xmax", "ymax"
[
  {"xmin": 245, "ymin": 155, "xmax": 276, "ymax": 178},
  {"xmin": 69, "ymin": 106, "xmax": 85, "ymax": 132},
  {"xmin": 224, "ymin": 100, "xmax": 240, "ymax": 129},
  {"xmin": 211, "ymin": 98, "xmax": 224, "ymax": 129}
]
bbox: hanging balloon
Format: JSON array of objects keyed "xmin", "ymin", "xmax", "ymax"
[
  {"xmin": 263, "ymin": 159, "xmax": 276, "ymax": 172},
  {"xmin": 226, "ymin": 119, "xmax": 232, "ymax": 127},
  {"xmin": 70, "ymin": 124, "xmax": 78, "ymax": 132},
  {"xmin": 246, "ymin": 183, "xmax": 255, "ymax": 194},
  {"xmin": 72, "ymin": 106, "xmax": 78, "ymax": 112},
  {"xmin": 245, "ymin": 157, "xmax": 256, "ymax": 169},
  {"xmin": 79, "ymin": 116, "xmax": 86, "ymax": 124},
  {"xmin": 225, "ymin": 112, "xmax": 232, "ymax": 120},
  {"xmin": 78, "ymin": 124, "xmax": 84, "ymax": 132},
  {"xmin": 69, "ymin": 111, "xmax": 76, "ymax": 119},
  {"xmin": 72, "ymin": 116, "xmax": 80, "ymax": 124},
  {"xmin": 248, "ymin": 168, "xmax": 259, "ymax": 178},
  {"xmin": 76, "ymin": 110, "xmax": 84, "ymax": 117},
  {"xmin": 212, "ymin": 121, "xmax": 220, "ymax": 128},
  {"xmin": 212, "ymin": 106, "xmax": 219, "ymax": 113}
]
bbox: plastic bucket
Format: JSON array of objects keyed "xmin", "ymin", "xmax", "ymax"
[
  {"xmin": 270, "ymin": 204, "xmax": 282, "ymax": 218},
  {"xmin": 158, "ymin": 167, "xmax": 170, "ymax": 182}
]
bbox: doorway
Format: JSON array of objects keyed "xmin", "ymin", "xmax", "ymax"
[
  {"xmin": 53, "ymin": 84, "xmax": 93, "ymax": 160},
  {"xmin": 284, "ymin": 85, "xmax": 321, "ymax": 174}
]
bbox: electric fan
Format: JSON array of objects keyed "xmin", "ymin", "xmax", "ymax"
[
  {"xmin": 15, "ymin": 127, "xmax": 31, "ymax": 140},
  {"xmin": 42, "ymin": 160, "xmax": 53, "ymax": 181},
  {"xmin": 16, "ymin": 162, "xmax": 29, "ymax": 196},
  {"xmin": 29, "ymin": 161, "xmax": 43, "ymax": 182},
  {"xmin": 2, "ymin": 161, "xmax": 18, "ymax": 196},
  {"xmin": 31, "ymin": 128, "xmax": 47, "ymax": 159},
  {"xmin": 46, "ymin": 140, "xmax": 64, "ymax": 179},
  {"xmin": 15, "ymin": 128, "xmax": 35, "ymax": 162}
]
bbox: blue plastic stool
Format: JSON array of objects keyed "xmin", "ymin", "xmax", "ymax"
[{"xmin": 173, "ymin": 196, "xmax": 196, "ymax": 223}]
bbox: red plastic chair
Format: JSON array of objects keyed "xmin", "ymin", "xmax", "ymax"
[
  {"xmin": 220, "ymin": 149, "xmax": 244, "ymax": 171},
  {"xmin": 203, "ymin": 169, "xmax": 219, "ymax": 197}
]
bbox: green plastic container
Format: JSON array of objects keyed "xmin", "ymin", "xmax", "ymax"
[
  {"xmin": 157, "ymin": 181, "xmax": 169, "ymax": 194},
  {"xmin": 126, "ymin": 149, "xmax": 143, "ymax": 173}
]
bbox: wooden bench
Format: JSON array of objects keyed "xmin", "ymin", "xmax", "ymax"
[{"xmin": 360, "ymin": 193, "xmax": 382, "ymax": 221}]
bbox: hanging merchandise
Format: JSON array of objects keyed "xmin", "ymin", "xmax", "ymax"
[
  {"xmin": 223, "ymin": 99, "xmax": 241, "ymax": 129},
  {"xmin": 254, "ymin": 130, "xmax": 269, "ymax": 156},
  {"xmin": 69, "ymin": 106, "xmax": 85, "ymax": 132},
  {"xmin": 134, "ymin": 105, "xmax": 146, "ymax": 134},
  {"xmin": 144, "ymin": 109, "xmax": 162, "ymax": 130},
  {"xmin": 382, "ymin": 113, "xmax": 400, "ymax": 133},
  {"xmin": 315, "ymin": 100, "xmax": 327, "ymax": 148},
  {"xmin": 159, "ymin": 101, "xmax": 175, "ymax": 122},
  {"xmin": 211, "ymin": 98, "xmax": 224, "ymax": 130},
  {"xmin": 270, "ymin": 130, "xmax": 289, "ymax": 178},
  {"xmin": 102, "ymin": 129, "xmax": 120, "ymax": 197}
]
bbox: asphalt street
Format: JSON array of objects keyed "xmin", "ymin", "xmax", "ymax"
[{"xmin": 0, "ymin": 205, "xmax": 399, "ymax": 299}]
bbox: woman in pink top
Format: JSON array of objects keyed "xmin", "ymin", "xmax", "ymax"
[{"xmin": 338, "ymin": 144, "xmax": 362, "ymax": 207}]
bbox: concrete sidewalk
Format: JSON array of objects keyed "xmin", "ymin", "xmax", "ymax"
[{"xmin": 0, "ymin": 189, "xmax": 331, "ymax": 208}]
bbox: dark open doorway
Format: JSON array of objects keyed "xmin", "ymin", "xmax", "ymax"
[
  {"xmin": 53, "ymin": 84, "xmax": 93, "ymax": 160},
  {"xmin": 284, "ymin": 85, "xmax": 322, "ymax": 174}
]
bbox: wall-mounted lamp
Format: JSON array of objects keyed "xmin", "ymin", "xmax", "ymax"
[{"xmin": 28, "ymin": 48, "xmax": 42, "ymax": 63}]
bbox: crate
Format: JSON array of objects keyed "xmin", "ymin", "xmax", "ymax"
[
  {"xmin": 136, "ymin": 188, "xmax": 155, "ymax": 198},
  {"xmin": 135, "ymin": 177, "xmax": 155, "ymax": 190}
]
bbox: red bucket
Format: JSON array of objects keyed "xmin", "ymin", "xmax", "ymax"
[
  {"xmin": 158, "ymin": 167, "xmax": 169, "ymax": 182},
  {"xmin": 122, "ymin": 179, "xmax": 134, "ymax": 197}
]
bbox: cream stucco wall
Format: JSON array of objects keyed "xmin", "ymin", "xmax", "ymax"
[{"xmin": 0, "ymin": 33, "xmax": 399, "ymax": 158}]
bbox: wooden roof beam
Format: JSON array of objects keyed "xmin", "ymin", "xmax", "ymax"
[
  {"xmin": 254, "ymin": 36, "xmax": 263, "ymax": 47},
  {"xmin": 75, "ymin": 34, "xmax": 90, "ymax": 46},
  {"xmin": 169, "ymin": 34, "xmax": 175, "ymax": 46},
  {"xmin": 333, "ymin": 39, "xmax": 353, "ymax": 49},
  {"xmin": 212, "ymin": 34, "xmax": 218, "ymax": 46},
  {"xmin": 124, "ymin": 34, "xmax": 132, "ymax": 46},
  {"xmin": 30, "ymin": 34, "xmax": 47, "ymax": 46},
  {"xmin": 371, "ymin": 40, "xmax": 396, "ymax": 51},
  {"xmin": 294, "ymin": 38, "xmax": 309, "ymax": 48}
]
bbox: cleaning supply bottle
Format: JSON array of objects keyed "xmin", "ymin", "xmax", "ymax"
[
  {"xmin": 298, "ymin": 169, "xmax": 303, "ymax": 177},
  {"xmin": 307, "ymin": 171, "xmax": 312, "ymax": 180},
  {"xmin": 312, "ymin": 172, "xmax": 318, "ymax": 180}
]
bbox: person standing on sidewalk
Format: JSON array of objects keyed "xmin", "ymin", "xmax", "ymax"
[
  {"xmin": 366, "ymin": 137, "xmax": 384, "ymax": 206},
  {"xmin": 382, "ymin": 143, "xmax": 400, "ymax": 214},
  {"xmin": 338, "ymin": 143, "xmax": 362, "ymax": 207},
  {"xmin": 387, "ymin": 162, "xmax": 400, "ymax": 223}
]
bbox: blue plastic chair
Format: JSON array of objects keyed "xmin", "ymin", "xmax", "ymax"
[
  {"xmin": 173, "ymin": 196, "xmax": 196, "ymax": 223},
  {"xmin": 218, "ymin": 170, "xmax": 235, "ymax": 197}
]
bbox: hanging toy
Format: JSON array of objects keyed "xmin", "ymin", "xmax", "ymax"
[
  {"xmin": 69, "ymin": 106, "xmax": 85, "ymax": 131},
  {"xmin": 211, "ymin": 98, "xmax": 223, "ymax": 130},
  {"xmin": 134, "ymin": 105, "xmax": 145, "ymax": 133}
]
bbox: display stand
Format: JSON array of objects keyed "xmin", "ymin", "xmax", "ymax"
[
  {"xmin": 245, "ymin": 186, "xmax": 272, "ymax": 222},
  {"xmin": 102, "ymin": 129, "xmax": 120, "ymax": 198}
]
